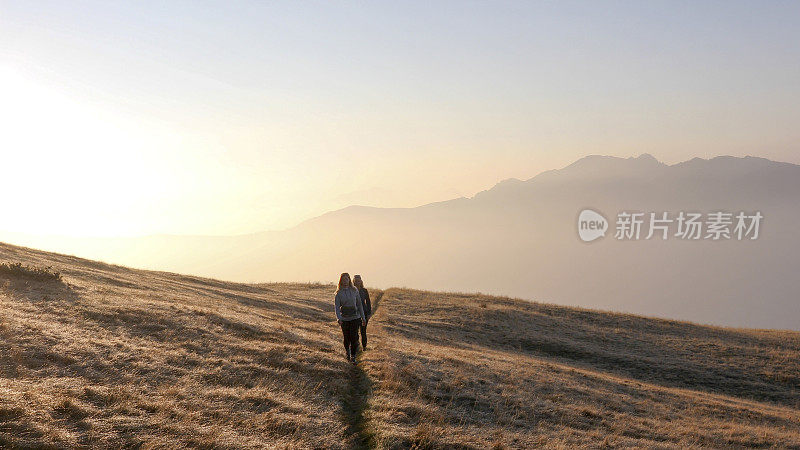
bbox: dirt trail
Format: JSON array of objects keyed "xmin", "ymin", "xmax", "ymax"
[{"xmin": 340, "ymin": 290, "xmax": 383, "ymax": 449}]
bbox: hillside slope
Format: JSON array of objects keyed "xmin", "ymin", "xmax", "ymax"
[
  {"xmin": 1, "ymin": 242, "xmax": 799, "ymax": 448},
  {"xmin": 0, "ymin": 243, "xmax": 361, "ymax": 448},
  {"xmin": 362, "ymin": 289, "xmax": 800, "ymax": 448}
]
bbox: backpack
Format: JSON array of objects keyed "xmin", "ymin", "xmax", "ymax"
[{"xmin": 340, "ymin": 289, "xmax": 357, "ymax": 316}]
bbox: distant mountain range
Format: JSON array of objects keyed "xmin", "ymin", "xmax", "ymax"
[{"xmin": 3, "ymin": 154, "xmax": 798, "ymax": 329}]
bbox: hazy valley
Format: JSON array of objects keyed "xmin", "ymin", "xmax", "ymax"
[{"xmin": 4, "ymin": 154, "xmax": 798, "ymax": 329}]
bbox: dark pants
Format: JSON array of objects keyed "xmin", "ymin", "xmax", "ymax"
[
  {"xmin": 340, "ymin": 318, "xmax": 361, "ymax": 358},
  {"xmin": 360, "ymin": 316, "xmax": 369, "ymax": 348}
]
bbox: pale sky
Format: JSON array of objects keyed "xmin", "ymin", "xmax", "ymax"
[{"xmin": 1, "ymin": 1, "xmax": 798, "ymax": 237}]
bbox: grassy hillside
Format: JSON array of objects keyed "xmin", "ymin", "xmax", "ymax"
[
  {"xmin": 362, "ymin": 290, "xmax": 800, "ymax": 448},
  {"xmin": 1, "ymin": 242, "xmax": 798, "ymax": 448},
  {"xmin": 0, "ymin": 243, "xmax": 358, "ymax": 448}
]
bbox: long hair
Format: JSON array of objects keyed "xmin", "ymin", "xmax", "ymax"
[
  {"xmin": 337, "ymin": 272, "xmax": 352, "ymax": 291},
  {"xmin": 353, "ymin": 275, "xmax": 364, "ymax": 289}
]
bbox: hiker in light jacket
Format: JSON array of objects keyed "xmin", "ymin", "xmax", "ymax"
[
  {"xmin": 353, "ymin": 274, "xmax": 371, "ymax": 349},
  {"xmin": 335, "ymin": 272, "xmax": 365, "ymax": 363}
]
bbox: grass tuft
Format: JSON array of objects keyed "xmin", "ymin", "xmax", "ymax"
[{"xmin": 0, "ymin": 261, "xmax": 62, "ymax": 282}]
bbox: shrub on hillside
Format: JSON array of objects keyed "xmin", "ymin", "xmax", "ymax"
[{"xmin": 0, "ymin": 262, "xmax": 62, "ymax": 282}]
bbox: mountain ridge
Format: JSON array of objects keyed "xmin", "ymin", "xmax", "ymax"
[{"xmin": 0, "ymin": 154, "xmax": 797, "ymax": 329}]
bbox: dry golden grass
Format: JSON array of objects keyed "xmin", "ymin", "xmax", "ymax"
[
  {"xmin": 362, "ymin": 289, "xmax": 800, "ymax": 448},
  {"xmin": 0, "ymin": 243, "xmax": 361, "ymax": 448},
  {"xmin": 0, "ymin": 242, "xmax": 798, "ymax": 448}
]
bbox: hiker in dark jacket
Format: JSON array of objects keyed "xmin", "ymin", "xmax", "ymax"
[
  {"xmin": 335, "ymin": 272, "xmax": 365, "ymax": 363},
  {"xmin": 353, "ymin": 274, "xmax": 371, "ymax": 349}
]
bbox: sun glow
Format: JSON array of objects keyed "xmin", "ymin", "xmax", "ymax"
[{"xmin": 0, "ymin": 65, "xmax": 183, "ymax": 237}]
